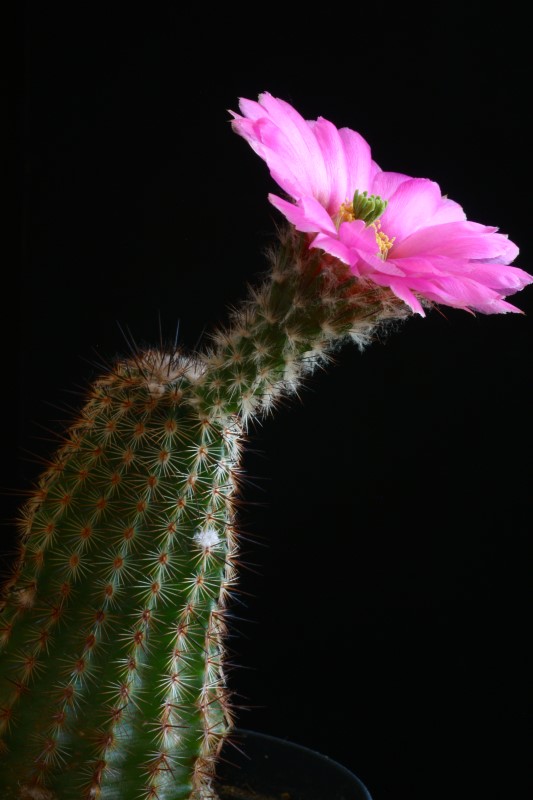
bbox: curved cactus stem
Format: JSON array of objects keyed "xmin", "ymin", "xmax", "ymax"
[{"xmin": 0, "ymin": 230, "xmax": 407, "ymax": 798}]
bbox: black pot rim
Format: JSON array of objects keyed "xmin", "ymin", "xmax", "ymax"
[{"xmin": 216, "ymin": 727, "xmax": 373, "ymax": 800}]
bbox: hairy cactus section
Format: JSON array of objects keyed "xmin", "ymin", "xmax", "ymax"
[{"xmin": 0, "ymin": 230, "xmax": 407, "ymax": 799}]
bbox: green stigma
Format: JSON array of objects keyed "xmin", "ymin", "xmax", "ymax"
[{"xmin": 352, "ymin": 189, "xmax": 388, "ymax": 225}]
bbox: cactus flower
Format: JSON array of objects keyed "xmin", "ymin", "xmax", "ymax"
[{"xmin": 232, "ymin": 93, "xmax": 532, "ymax": 315}]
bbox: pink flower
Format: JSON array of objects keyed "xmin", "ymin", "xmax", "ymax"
[{"xmin": 231, "ymin": 93, "xmax": 532, "ymax": 316}]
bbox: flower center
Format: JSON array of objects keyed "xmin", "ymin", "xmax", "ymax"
[
  {"xmin": 352, "ymin": 189, "xmax": 388, "ymax": 225},
  {"xmin": 338, "ymin": 190, "xmax": 395, "ymax": 260},
  {"xmin": 339, "ymin": 190, "xmax": 387, "ymax": 225}
]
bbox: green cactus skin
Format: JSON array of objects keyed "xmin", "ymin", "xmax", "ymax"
[{"xmin": 0, "ymin": 230, "xmax": 406, "ymax": 799}]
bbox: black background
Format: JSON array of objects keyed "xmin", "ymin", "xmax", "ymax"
[{"xmin": 5, "ymin": 4, "xmax": 531, "ymax": 799}]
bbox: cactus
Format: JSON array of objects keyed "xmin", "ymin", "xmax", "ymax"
[
  {"xmin": 2, "ymin": 91, "xmax": 530, "ymax": 799},
  {"xmin": 0, "ymin": 229, "xmax": 405, "ymax": 799}
]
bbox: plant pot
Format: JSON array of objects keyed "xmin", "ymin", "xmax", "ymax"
[{"xmin": 215, "ymin": 729, "xmax": 373, "ymax": 800}]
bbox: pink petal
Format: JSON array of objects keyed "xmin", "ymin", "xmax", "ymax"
[
  {"xmin": 338, "ymin": 127, "xmax": 379, "ymax": 197},
  {"xmin": 309, "ymin": 117, "xmax": 348, "ymax": 214},
  {"xmin": 370, "ymin": 171, "xmax": 412, "ymax": 202},
  {"xmin": 385, "ymin": 279, "xmax": 426, "ymax": 316},
  {"xmin": 235, "ymin": 98, "xmax": 266, "ymax": 121},
  {"xmin": 472, "ymin": 298, "xmax": 525, "ymax": 314},
  {"xmin": 374, "ymin": 255, "xmax": 532, "ymax": 310},
  {"xmin": 231, "ymin": 117, "xmax": 312, "ymax": 201},
  {"xmin": 337, "ymin": 222, "xmax": 406, "ymax": 276},
  {"xmin": 337, "ymin": 219, "xmax": 379, "ymax": 256},
  {"xmin": 384, "ymin": 256, "xmax": 450, "ymax": 277},
  {"xmin": 406, "ymin": 274, "xmax": 508, "ymax": 311},
  {"xmin": 256, "ymin": 93, "xmax": 330, "ymax": 203},
  {"xmin": 312, "ymin": 225, "xmax": 405, "ymax": 278},
  {"xmin": 268, "ymin": 194, "xmax": 337, "ymax": 235},
  {"xmin": 464, "ymin": 262, "xmax": 532, "ymax": 291},
  {"xmin": 232, "ymin": 97, "xmax": 330, "ymax": 205},
  {"xmin": 413, "ymin": 274, "xmax": 526, "ymax": 312},
  {"xmin": 393, "ymin": 220, "xmax": 520, "ymax": 262},
  {"xmin": 311, "ymin": 232, "xmax": 355, "ymax": 268},
  {"xmin": 381, "ymin": 179, "xmax": 446, "ymax": 242},
  {"xmin": 254, "ymin": 118, "xmax": 324, "ymax": 201},
  {"xmin": 258, "ymin": 94, "xmax": 322, "ymax": 156},
  {"xmin": 427, "ymin": 195, "xmax": 466, "ymax": 225}
]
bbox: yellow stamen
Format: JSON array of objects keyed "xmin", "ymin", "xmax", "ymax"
[
  {"xmin": 371, "ymin": 221, "xmax": 395, "ymax": 260},
  {"xmin": 338, "ymin": 201, "xmax": 355, "ymax": 223}
]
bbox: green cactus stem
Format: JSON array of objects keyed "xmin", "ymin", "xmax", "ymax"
[{"xmin": 0, "ymin": 229, "xmax": 407, "ymax": 799}]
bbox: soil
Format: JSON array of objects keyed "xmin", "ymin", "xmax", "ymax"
[{"xmin": 216, "ymin": 785, "xmax": 292, "ymax": 800}]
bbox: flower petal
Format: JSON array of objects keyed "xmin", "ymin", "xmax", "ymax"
[
  {"xmin": 309, "ymin": 117, "xmax": 348, "ymax": 214},
  {"xmin": 426, "ymin": 195, "xmax": 466, "ymax": 225},
  {"xmin": 384, "ymin": 279, "xmax": 426, "ymax": 316},
  {"xmin": 409, "ymin": 274, "xmax": 507, "ymax": 311},
  {"xmin": 311, "ymin": 221, "xmax": 382, "ymax": 272},
  {"xmin": 393, "ymin": 220, "xmax": 520, "ymax": 262},
  {"xmin": 269, "ymin": 194, "xmax": 338, "ymax": 235},
  {"xmin": 338, "ymin": 127, "xmax": 380, "ymax": 197},
  {"xmin": 232, "ymin": 114, "xmax": 323, "ymax": 203},
  {"xmin": 464, "ymin": 262, "xmax": 532, "ymax": 292},
  {"xmin": 311, "ymin": 232, "xmax": 355, "ymax": 268},
  {"xmin": 388, "ymin": 270, "xmax": 526, "ymax": 314},
  {"xmin": 370, "ymin": 171, "xmax": 412, "ymax": 202},
  {"xmin": 240, "ymin": 93, "xmax": 330, "ymax": 204},
  {"xmin": 337, "ymin": 222, "xmax": 406, "ymax": 276},
  {"xmin": 382, "ymin": 179, "xmax": 447, "ymax": 242}
]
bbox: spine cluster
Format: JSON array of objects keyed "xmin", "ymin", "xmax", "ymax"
[{"xmin": 0, "ymin": 230, "xmax": 407, "ymax": 799}]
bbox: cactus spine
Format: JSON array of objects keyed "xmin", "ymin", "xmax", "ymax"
[{"xmin": 0, "ymin": 230, "xmax": 406, "ymax": 799}]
